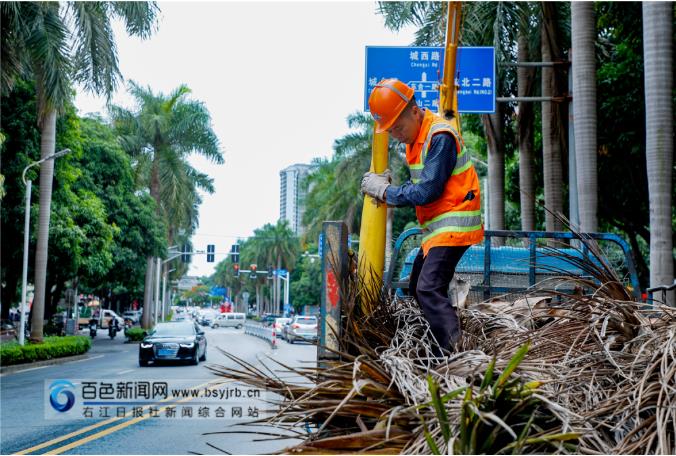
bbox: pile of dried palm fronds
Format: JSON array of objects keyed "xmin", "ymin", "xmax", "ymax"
[{"xmin": 207, "ymin": 237, "xmax": 675, "ymax": 455}]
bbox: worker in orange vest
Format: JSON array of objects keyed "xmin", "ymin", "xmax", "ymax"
[{"xmin": 362, "ymin": 78, "xmax": 484, "ymax": 355}]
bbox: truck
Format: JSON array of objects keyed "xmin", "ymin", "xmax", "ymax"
[{"xmin": 77, "ymin": 300, "xmax": 124, "ymax": 329}]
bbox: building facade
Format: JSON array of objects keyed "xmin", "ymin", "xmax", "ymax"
[{"xmin": 279, "ymin": 164, "xmax": 312, "ymax": 236}]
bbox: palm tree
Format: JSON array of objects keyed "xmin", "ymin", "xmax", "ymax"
[
  {"xmin": 250, "ymin": 221, "xmax": 299, "ymax": 314},
  {"xmin": 378, "ymin": 3, "xmax": 526, "ymax": 240},
  {"xmin": 517, "ymin": 26, "xmax": 537, "ymax": 232},
  {"xmin": 462, "ymin": 2, "xmax": 521, "ymax": 241},
  {"xmin": 333, "ymin": 113, "xmax": 378, "ymax": 232},
  {"xmin": 571, "ymin": 2, "xmax": 597, "ymax": 232},
  {"xmin": 642, "ymin": 2, "xmax": 673, "ymax": 305},
  {"xmin": 1, "ymin": 2, "xmax": 159, "ymax": 341},
  {"xmin": 483, "ymin": 106, "xmax": 505, "ymax": 236},
  {"xmin": 541, "ymin": 2, "xmax": 568, "ymax": 233},
  {"xmin": 303, "ymin": 158, "xmax": 342, "ymax": 241},
  {"xmin": 302, "ymin": 112, "xmax": 405, "ymax": 255},
  {"xmin": 112, "ymin": 82, "xmax": 223, "ymax": 327}
]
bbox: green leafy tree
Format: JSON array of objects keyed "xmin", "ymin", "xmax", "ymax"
[
  {"xmin": 290, "ymin": 255, "xmax": 322, "ymax": 314},
  {"xmin": 1, "ymin": 1, "xmax": 159, "ymax": 341},
  {"xmin": 1, "ymin": 81, "xmax": 166, "ymax": 320},
  {"xmin": 302, "ymin": 112, "xmax": 409, "ymax": 252},
  {"xmin": 74, "ymin": 116, "xmax": 166, "ymax": 308},
  {"xmin": 181, "ymin": 284, "xmax": 211, "ymax": 306},
  {"xmin": 245, "ymin": 221, "xmax": 299, "ymax": 314},
  {"xmin": 111, "ymin": 81, "xmax": 223, "ymax": 328},
  {"xmin": 0, "ymin": 80, "xmax": 41, "ymax": 318},
  {"xmin": 594, "ymin": 1, "xmax": 675, "ymax": 286}
]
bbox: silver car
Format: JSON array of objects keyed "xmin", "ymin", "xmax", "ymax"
[
  {"xmin": 286, "ymin": 316, "xmax": 318, "ymax": 344},
  {"xmin": 211, "ymin": 313, "xmax": 246, "ymax": 329}
]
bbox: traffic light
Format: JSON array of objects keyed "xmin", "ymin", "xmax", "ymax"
[
  {"xmin": 181, "ymin": 244, "xmax": 190, "ymax": 263},
  {"xmin": 231, "ymin": 244, "xmax": 240, "ymax": 264},
  {"xmin": 233, "ymin": 263, "xmax": 240, "ymax": 277},
  {"xmin": 267, "ymin": 266, "xmax": 273, "ymax": 279},
  {"xmin": 249, "ymin": 264, "xmax": 257, "ymax": 279},
  {"xmin": 206, "ymin": 244, "xmax": 215, "ymax": 263}
]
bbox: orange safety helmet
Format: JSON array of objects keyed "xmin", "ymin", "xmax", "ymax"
[{"xmin": 368, "ymin": 78, "xmax": 415, "ymax": 133}]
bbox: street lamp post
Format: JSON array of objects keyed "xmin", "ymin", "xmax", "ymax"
[{"xmin": 19, "ymin": 149, "xmax": 71, "ymax": 345}]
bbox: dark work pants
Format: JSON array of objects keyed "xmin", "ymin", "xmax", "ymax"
[{"xmin": 409, "ymin": 245, "xmax": 469, "ymax": 352}]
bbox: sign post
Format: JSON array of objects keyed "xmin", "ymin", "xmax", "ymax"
[
  {"xmin": 318, "ymin": 222, "xmax": 348, "ymax": 366},
  {"xmin": 364, "ymin": 46, "xmax": 495, "ymax": 114}
]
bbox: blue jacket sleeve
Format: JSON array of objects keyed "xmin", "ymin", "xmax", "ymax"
[{"xmin": 385, "ymin": 132, "xmax": 457, "ymax": 207}]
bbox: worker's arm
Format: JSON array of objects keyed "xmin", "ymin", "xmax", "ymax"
[{"xmin": 385, "ymin": 132, "xmax": 457, "ymax": 207}]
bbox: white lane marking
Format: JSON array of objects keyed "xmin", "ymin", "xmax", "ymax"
[
  {"xmin": 66, "ymin": 354, "xmax": 105, "ymax": 364},
  {"xmin": 8, "ymin": 365, "xmax": 49, "ymax": 374},
  {"xmin": 116, "ymin": 369, "xmax": 134, "ymax": 375},
  {"xmin": 0, "ymin": 354, "xmax": 106, "ymax": 377}
]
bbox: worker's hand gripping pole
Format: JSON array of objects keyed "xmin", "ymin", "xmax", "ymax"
[{"xmin": 357, "ymin": 127, "xmax": 389, "ymax": 294}]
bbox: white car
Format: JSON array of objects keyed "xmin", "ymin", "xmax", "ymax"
[
  {"xmin": 273, "ymin": 318, "xmax": 291, "ymax": 338},
  {"xmin": 285, "ymin": 316, "xmax": 318, "ymax": 344},
  {"xmin": 123, "ymin": 310, "xmax": 142, "ymax": 324},
  {"xmin": 101, "ymin": 309, "xmax": 125, "ymax": 328},
  {"xmin": 211, "ymin": 313, "xmax": 246, "ymax": 329}
]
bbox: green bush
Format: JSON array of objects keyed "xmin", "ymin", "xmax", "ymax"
[
  {"xmin": 124, "ymin": 327, "xmax": 147, "ymax": 342},
  {"xmin": 0, "ymin": 336, "xmax": 91, "ymax": 366}
]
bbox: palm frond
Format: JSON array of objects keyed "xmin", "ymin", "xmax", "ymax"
[
  {"xmin": 68, "ymin": 2, "xmax": 121, "ymax": 97},
  {"xmin": 204, "ymin": 236, "xmax": 676, "ymax": 455}
]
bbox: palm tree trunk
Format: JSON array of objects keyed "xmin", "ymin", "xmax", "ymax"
[
  {"xmin": 482, "ymin": 108, "xmax": 504, "ymax": 246},
  {"xmin": 541, "ymin": 20, "xmax": 564, "ymax": 233},
  {"xmin": 642, "ymin": 2, "xmax": 674, "ymax": 305},
  {"xmin": 572, "ymin": 2, "xmax": 598, "ymax": 232},
  {"xmin": 142, "ymin": 159, "xmax": 161, "ymax": 328},
  {"xmin": 517, "ymin": 32, "xmax": 536, "ymax": 232},
  {"xmin": 30, "ymin": 109, "xmax": 57, "ymax": 342},
  {"xmin": 142, "ymin": 257, "xmax": 154, "ymax": 328}
]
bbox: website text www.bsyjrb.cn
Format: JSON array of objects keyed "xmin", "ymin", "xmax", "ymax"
[{"xmin": 45, "ymin": 379, "xmax": 270, "ymax": 421}]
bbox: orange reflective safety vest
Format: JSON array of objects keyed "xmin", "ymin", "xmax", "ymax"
[{"xmin": 406, "ymin": 110, "xmax": 484, "ymax": 255}]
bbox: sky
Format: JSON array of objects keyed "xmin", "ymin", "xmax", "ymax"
[{"xmin": 74, "ymin": 1, "xmax": 416, "ymax": 278}]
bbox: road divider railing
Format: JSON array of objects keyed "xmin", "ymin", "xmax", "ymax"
[{"xmin": 244, "ymin": 323, "xmax": 277, "ymax": 349}]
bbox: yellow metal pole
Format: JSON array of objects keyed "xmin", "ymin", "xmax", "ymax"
[
  {"xmin": 439, "ymin": 1, "xmax": 463, "ymax": 133},
  {"xmin": 357, "ymin": 127, "xmax": 389, "ymax": 290}
]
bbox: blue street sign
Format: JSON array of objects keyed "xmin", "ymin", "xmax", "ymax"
[
  {"xmin": 364, "ymin": 46, "xmax": 495, "ymax": 114},
  {"xmin": 210, "ymin": 287, "xmax": 227, "ymax": 297}
]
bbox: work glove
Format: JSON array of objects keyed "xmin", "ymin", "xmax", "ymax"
[{"xmin": 360, "ymin": 169, "xmax": 392, "ymax": 202}]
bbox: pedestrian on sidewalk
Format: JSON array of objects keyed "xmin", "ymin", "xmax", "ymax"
[{"xmin": 361, "ymin": 78, "xmax": 484, "ymax": 354}]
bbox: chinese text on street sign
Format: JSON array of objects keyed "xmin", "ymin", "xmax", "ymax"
[{"xmin": 364, "ymin": 46, "xmax": 495, "ymax": 114}]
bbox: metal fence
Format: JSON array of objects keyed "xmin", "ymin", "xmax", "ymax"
[
  {"xmin": 385, "ymin": 229, "xmax": 642, "ymax": 303},
  {"xmin": 244, "ymin": 323, "xmax": 278, "ymax": 349}
]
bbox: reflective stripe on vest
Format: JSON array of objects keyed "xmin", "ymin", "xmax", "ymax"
[
  {"xmin": 410, "ymin": 123, "xmax": 473, "ymax": 183},
  {"xmin": 421, "ymin": 209, "xmax": 483, "ymax": 242},
  {"xmin": 410, "ymin": 164, "xmax": 423, "ymax": 182}
]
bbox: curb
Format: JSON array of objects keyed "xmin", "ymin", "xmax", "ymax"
[{"xmin": 0, "ymin": 353, "xmax": 92, "ymax": 375}]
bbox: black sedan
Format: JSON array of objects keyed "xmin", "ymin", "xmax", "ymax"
[{"xmin": 139, "ymin": 321, "xmax": 207, "ymax": 367}]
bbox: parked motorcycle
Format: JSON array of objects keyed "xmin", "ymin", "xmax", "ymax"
[{"xmin": 89, "ymin": 318, "xmax": 98, "ymax": 338}]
